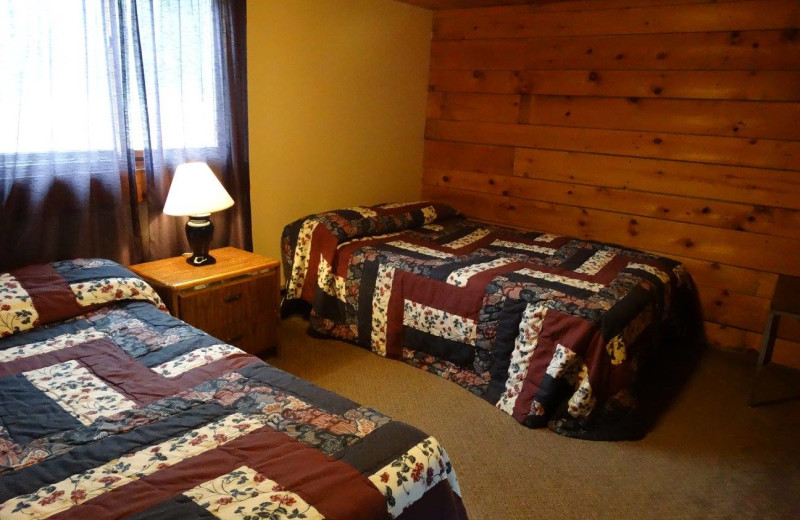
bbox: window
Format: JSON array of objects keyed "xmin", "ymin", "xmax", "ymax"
[
  {"xmin": 127, "ymin": 0, "xmax": 220, "ymax": 150},
  {"xmin": 0, "ymin": 0, "xmax": 219, "ymax": 155},
  {"xmin": 0, "ymin": 0, "xmax": 249, "ymax": 267}
]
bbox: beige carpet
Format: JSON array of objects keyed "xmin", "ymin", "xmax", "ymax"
[{"xmin": 269, "ymin": 316, "xmax": 800, "ymax": 520}]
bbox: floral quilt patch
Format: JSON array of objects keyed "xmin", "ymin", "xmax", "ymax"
[
  {"xmin": 496, "ymin": 305, "xmax": 547, "ymax": 415},
  {"xmin": 403, "ymin": 300, "xmax": 476, "ymax": 346},
  {"xmin": 369, "ymin": 436, "xmax": 460, "ymax": 518},
  {"xmin": 385, "ymin": 241, "xmax": 454, "ymax": 259},
  {"xmin": 442, "ymin": 228, "xmax": 490, "ymax": 249},
  {"xmin": 24, "ymin": 360, "xmax": 137, "ymax": 426},
  {"xmin": 0, "ymin": 273, "xmax": 39, "ymax": 338},
  {"xmin": 0, "ymin": 329, "xmax": 107, "ymax": 362},
  {"xmin": 185, "ymin": 466, "xmax": 324, "ymax": 520},
  {"xmin": 445, "ymin": 257, "xmax": 515, "ymax": 287},
  {"xmin": 514, "ymin": 268, "xmax": 605, "ymax": 292},
  {"xmin": 152, "ymin": 344, "xmax": 242, "ymax": 378},
  {"xmin": 0, "ymin": 260, "xmax": 167, "ymax": 339},
  {"xmin": 489, "ymin": 239, "xmax": 555, "ymax": 255},
  {"xmin": 370, "ymin": 264, "xmax": 396, "ymax": 356},
  {"xmin": 0, "ymin": 413, "xmax": 265, "ymax": 519},
  {"xmin": 70, "ymin": 277, "xmax": 165, "ymax": 310}
]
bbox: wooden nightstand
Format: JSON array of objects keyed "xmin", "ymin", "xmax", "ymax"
[{"xmin": 129, "ymin": 247, "xmax": 280, "ymax": 357}]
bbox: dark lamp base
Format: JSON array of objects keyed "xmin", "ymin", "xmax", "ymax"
[
  {"xmin": 185, "ymin": 215, "xmax": 216, "ymax": 268},
  {"xmin": 187, "ymin": 253, "xmax": 216, "ymax": 266}
]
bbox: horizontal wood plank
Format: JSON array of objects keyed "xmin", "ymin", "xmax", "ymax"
[
  {"xmin": 513, "ymin": 148, "xmax": 800, "ymax": 211},
  {"xmin": 430, "ymin": 69, "xmax": 800, "ymax": 101},
  {"xmin": 668, "ymin": 255, "xmax": 777, "ymax": 298},
  {"xmin": 699, "ymin": 285, "xmax": 800, "ymax": 339},
  {"xmin": 421, "ymin": 185, "xmax": 800, "ymax": 276},
  {"xmin": 426, "ymin": 119, "xmax": 800, "ymax": 171},
  {"xmin": 526, "ymin": 96, "xmax": 800, "ymax": 140},
  {"xmin": 430, "ymin": 69, "xmax": 529, "ymax": 94},
  {"xmin": 427, "ymin": 91, "xmax": 445, "ymax": 119},
  {"xmin": 431, "ymin": 92, "xmax": 800, "ymax": 139},
  {"xmin": 522, "ymin": 70, "xmax": 800, "ymax": 101},
  {"xmin": 423, "ymin": 167, "xmax": 800, "ymax": 238},
  {"xmin": 430, "ymin": 30, "xmax": 800, "ymax": 71},
  {"xmin": 429, "ymin": 92, "xmax": 522, "ymax": 123},
  {"xmin": 705, "ymin": 322, "xmax": 800, "ymax": 367},
  {"xmin": 433, "ymin": 0, "xmax": 799, "ymax": 40},
  {"xmin": 399, "ymin": 0, "xmax": 532, "ymax": 10},
  {"xmin": 434, "ymin": 0, "xmax": 758, "ymax": 17},
  {"xmin": 424, "ymin": 141, "xmax": 515, "ymax": 174},
  {"xmin": 699, "ymin": 285, "xmax": 770, "ymax": 334}
]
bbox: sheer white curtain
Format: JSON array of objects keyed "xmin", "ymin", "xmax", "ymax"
[
  {"xmin": 0, "ymin": 0, "xmax": 137, "ymax": 269},
  {"xmin": 130, "ymin": 0, "xmax": 251, "ymax": 261},
  {"xmin": 0, "ymin": 0, "xmax": 251, "ymax": 269}
]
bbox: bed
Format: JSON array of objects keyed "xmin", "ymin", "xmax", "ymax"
[
  {"xmin": 0, "ymin": 259, "xmax": 467, "ymax": 519},
  {"xmin": 282, "ymin": 201, "xmax": 698, "ymax": 441}
]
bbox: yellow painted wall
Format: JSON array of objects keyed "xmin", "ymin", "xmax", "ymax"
[{"xmin": 247, "ymin": 0, "xmax": 432, "ymax": 263}]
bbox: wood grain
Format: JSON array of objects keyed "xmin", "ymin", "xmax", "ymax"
[
  {"xmin": 422, "ymin": 185, "xmax": 800, "ymax": 275},
  {"xmin": 430, "ymin": 69, "xmax": 800, "ymax": 101},
  {"xmin": 430, "ymin": 31, "xmax": 800, "ymax": 71},
  {"xmin": 433, "ymin": 0, "xmax": 799, "ymax": 39},
  {"xmin": 398, "ymin": 0, "xmax": 534, "ymax": 9},
  {"xmin": 423, "ymin": 167, "xmax": 800, "ymax": 238},
  {"xmin": 522, "ymin": 70, "xmax": 800, "ymax": 101},
  {"xmin": 180, "ymin": 273, "xmax": 278, "ymax": 354},
  {"xmin": 428, "ymin": 92, "xmax": 523, "ymax": 123},
  {"xmin": 399, "ymin": 0, "xmax": 717, "ymax": 10},
  {"xmin": 705, "ymin": 322, "xmax": 800, "ymax": 367},
  {"xmin": 528, "ymin": 96, "xmax": 800, "ymax": 140},
  {"xmin": 426, "ymin": 119, "xmax": 800, "ymax": 171},
  {"xmin": 430, "ymin": 91, "xmax": 800, "ymax": 139},
  {"xmin": 666, "ymin": 255, "xmax": 776, "ymax": 298},
  {"xmin": 513, "ymin": 148, "xmax": 800, "ymax": 211},
  {"xmin": 128, "ymin": 247, "xmax": 279, "ymax": 291},
  {"xmin": 421, "ymin": 0, "xmax": 800, "ymax": 364},
  {"xmin": 432, "ymin": 0, "xmax": 756, "ymax": 16},
  {"xmin": 424, "ymin": 141, "xmax": 516, "ymax": 174}
]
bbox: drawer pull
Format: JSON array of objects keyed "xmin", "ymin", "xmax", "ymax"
[
  {"xmin": 226, "ymin": 334, "xmax": 244, "ymax": 344},
  {"xmin": 224, "ymin": 293, "xmax": 243, "ymax": 303}
]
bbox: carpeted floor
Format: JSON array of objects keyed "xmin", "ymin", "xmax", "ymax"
[{"xmin": 269, "ymin": 316, "xmax": 800, "ymax": 520}]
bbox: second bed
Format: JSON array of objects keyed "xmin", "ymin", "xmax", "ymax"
[{"xmin": 282, "ymin": 201, "xmax": 698, "ymax": 441}]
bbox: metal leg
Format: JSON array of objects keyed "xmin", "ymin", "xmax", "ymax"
[
  {"xmin": 749, "ymin": 312, "xmax": 780, "ymax": 407},
  {"xmin": 758, "ymin": 312, "xmax": 780, "ymax": 367}
]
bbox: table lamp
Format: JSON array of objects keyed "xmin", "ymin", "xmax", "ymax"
[{"xmin": 163, "ymin": 162, "xmax": 234, "ymax": 266}]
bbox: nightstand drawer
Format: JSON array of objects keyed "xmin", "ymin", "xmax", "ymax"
[
  {"xmin": 179, "ymin": 272, "xmax": 276, "ymax": 337},
  {"xmin": 202, "ymin": 317, "xmax": 271, "ymax": 354}
]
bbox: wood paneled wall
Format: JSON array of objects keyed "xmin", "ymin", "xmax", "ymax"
[{"xmin": 421, "ymin": 0, "xmax": 800, "ymax": 365}]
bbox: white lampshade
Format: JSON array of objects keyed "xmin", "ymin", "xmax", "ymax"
[{"xmin": 163, "ymin": 162, "xmax": 234, "ymax": 216}]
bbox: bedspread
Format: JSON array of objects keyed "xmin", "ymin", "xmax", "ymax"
[
  {"xmin": 282, "ymin": 202, "xmax": 697, "ymax": 440},
  {"xmin": 0, "ymin": 259, "xmax": 466, "ymax": 520}
]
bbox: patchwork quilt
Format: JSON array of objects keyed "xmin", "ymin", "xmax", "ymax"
[
  {"xmin": 282, "ymin": 202, "xmax": 696, "ymax": 440},
  {"xmin": 0, "ymin": 259, "xmax": 466, "ymax": 520}
]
